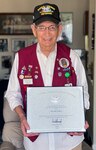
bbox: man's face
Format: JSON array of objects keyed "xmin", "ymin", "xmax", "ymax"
[{"xmin": 31, "ymin": 21, "xmax": 62, "ymax": 49}]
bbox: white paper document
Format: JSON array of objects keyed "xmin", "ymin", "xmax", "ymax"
[{"xmin": 27, "ymin": 86, "xmax": 85, "ymax": 133}]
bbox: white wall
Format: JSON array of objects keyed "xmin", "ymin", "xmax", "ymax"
[{"xmin": 0, "ymin": 0, "xmax": 89, "ymax": 79}]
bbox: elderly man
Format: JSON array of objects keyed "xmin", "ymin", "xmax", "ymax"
[{"xmin": 2, "ymin": 3, "xmax": 89, "ymax": 150}]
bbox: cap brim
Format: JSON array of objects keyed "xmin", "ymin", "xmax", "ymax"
[{"xmin": 34, "ymin": 16, "xmax": 60, "ymax": 25}]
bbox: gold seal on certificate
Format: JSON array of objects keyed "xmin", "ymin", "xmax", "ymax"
[{"xmin": 27, "ymin": 86, "xmax": 85, "ymax": 133}]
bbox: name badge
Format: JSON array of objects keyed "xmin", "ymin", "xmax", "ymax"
[{"xmin": 23, "ymin": 78, "xmax": 33, "ymax": 85}]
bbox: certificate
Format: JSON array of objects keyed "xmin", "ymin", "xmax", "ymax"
[{"xmin": 27, "ymin": 86, "xmax": 85, "ymax": 133}]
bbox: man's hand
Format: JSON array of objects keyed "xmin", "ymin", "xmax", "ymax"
[
  {"xmin": 20, "ymin": 114, "xmax": 39, "ymax": 137},
  {"xmin": 67, "ymin": 121, "xmax": 89, "ymax": 136},
  {"xmin": 14, "ymin": 105, "xmax": 39, "ymax": 137}
]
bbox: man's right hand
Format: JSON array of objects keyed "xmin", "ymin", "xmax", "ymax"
[
  {"xmin": 14, "ymin": 105, "xmax": 39, "ymax": 137},
  {"xmin": 20, "ymin": 114, "xmax": 39, "ymax": 137}
]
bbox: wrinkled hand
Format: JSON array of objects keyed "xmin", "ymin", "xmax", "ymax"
[
  {"xmin": 20, "ymin": 115, "xmax": 39, "ymax": 137},
  {"xmin": 67, "ymin": 121, "xmax": 89, "ymax": 136}
]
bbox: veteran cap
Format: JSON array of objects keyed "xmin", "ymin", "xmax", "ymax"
[{"xmin": 33, "ymin": 3, "xmax": 61, "ymax": 25}]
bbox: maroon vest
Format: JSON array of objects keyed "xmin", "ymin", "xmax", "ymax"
[{"xmin": 17, "ymin": 43, "xmax": 77, "ymax": 142}]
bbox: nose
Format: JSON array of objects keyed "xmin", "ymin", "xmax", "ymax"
[{"xmin": 45, "ymin": 28, "xmax": 50, "ymax": 34}]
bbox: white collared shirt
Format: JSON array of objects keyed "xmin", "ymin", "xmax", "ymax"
[{"xmin": 5, "ymin": 43, "xmax": 89, "ymax": 150}]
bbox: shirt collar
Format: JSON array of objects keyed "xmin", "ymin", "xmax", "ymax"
[{"xmin": 36, "ymin": 43, "xmax": 57, "ymax": 56}]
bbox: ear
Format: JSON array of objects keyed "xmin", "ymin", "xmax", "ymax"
[
  {"xmin": 58, "ymin": 24, "xmax": 63, "ymax": 36},
  {"xmin": 31, "ymin": 24, "xmax": 37, "ymax": 37}
]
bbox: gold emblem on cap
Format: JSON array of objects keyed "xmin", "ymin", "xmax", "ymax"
[
  {"xmin": 38, "ymin": 5, "xmax": 55, "ymax": 15},
  {"xmin": 59, "ymin": 58, "xmax": 69, "ymax": 68}
]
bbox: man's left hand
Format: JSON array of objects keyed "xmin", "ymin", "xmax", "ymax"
[{"xmin": 67, "ymin": 121, "xmax": 89, "ymax": 136}]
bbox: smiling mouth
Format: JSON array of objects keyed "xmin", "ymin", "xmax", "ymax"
[{"xmin": 44, "ymin": 38, "xmax": 52, "ymax": 42}]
